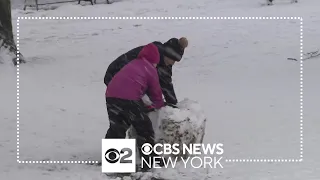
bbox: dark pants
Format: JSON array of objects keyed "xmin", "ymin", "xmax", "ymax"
[{"xmin": 105, "ymin": 97, "xmax": 156, "ymax": 164}]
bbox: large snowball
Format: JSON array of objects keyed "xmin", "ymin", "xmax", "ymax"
[{"xmin": 127, "ymin": 98, "xmax": 206, "ymax": 159}]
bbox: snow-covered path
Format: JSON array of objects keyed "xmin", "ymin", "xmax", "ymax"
[{"xmin": 1, "ymin": 0, "xmax": 320, "ymax": 179}]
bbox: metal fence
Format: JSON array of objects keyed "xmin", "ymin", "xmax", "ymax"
[
  {"xmin": 14, "ymin": 0, "xmax": 109, "ymax": 11},
  {"xmin": 12, "ymin": 0, "xmax": 77, "ymax": 9}
]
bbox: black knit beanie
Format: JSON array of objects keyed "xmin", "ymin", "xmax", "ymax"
[{"xmin": 163, "ymin": 37, "xmax": 188, "ymax": 62}]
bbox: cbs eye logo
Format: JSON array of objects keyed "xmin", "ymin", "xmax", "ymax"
[{"xmin": 105, "ymin": 148, "xmax": 133, "ymax": 164}]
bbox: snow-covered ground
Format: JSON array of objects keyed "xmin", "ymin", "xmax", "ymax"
[{"xmin": 1, "ymin": 0, "xmax": 320, "ymax": 179}]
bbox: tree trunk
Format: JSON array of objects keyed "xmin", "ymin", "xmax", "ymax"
[{"xmin": 0, "ymin": 0, "xmax": 26, "ymax": 65}]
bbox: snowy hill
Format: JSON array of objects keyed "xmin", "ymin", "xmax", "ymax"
[{"xmin": 1, "ymin": 0, "xmax": 320, "ymax": 179}]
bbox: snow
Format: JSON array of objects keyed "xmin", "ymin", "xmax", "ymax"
[
  {"xmin": 1, "ymin": 0, "xmax": 320, "ymax": 179},
  {"xmin": 0, "ymin": 40, "xmax": 15, "ymax": 65},
  {"xmin": 0, "ymin": 46, "xmax": 9, "ymax": 64}
]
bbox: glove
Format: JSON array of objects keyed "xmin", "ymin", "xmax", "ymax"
[
  {"xmin": 145, "ymin": 105, "xmax": 155, "ymax": 113},
  {"xmin": 165, "ymin": 102, "xmax": 178, "ymax": 108}
]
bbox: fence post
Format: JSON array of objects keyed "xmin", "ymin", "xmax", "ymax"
[{"xmin": 23, "ymin": 0, "xmax": 39, "ymax": 11}]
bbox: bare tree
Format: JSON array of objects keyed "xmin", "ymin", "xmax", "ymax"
[{"xmin": 0, "ymin": 0, "xmax": 25, "ymax": 65}]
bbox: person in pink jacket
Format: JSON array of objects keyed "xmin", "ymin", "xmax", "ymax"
[{"xmin": 105, "ymin": 43, "xmax": 165, "ymax": 169}]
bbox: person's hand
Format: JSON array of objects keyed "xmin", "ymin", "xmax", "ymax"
[
  {"xmin": 145, "ymin": 105, "xmax": 155, "ymax": 113},
  {"xmin": 165, "ymin": 102, "xmax": 178, "ymax": 108}
]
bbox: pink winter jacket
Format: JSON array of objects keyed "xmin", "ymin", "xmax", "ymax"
[{"xmin": 106, "ymin": 43, "xmax": 165, "ymax": 109}]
